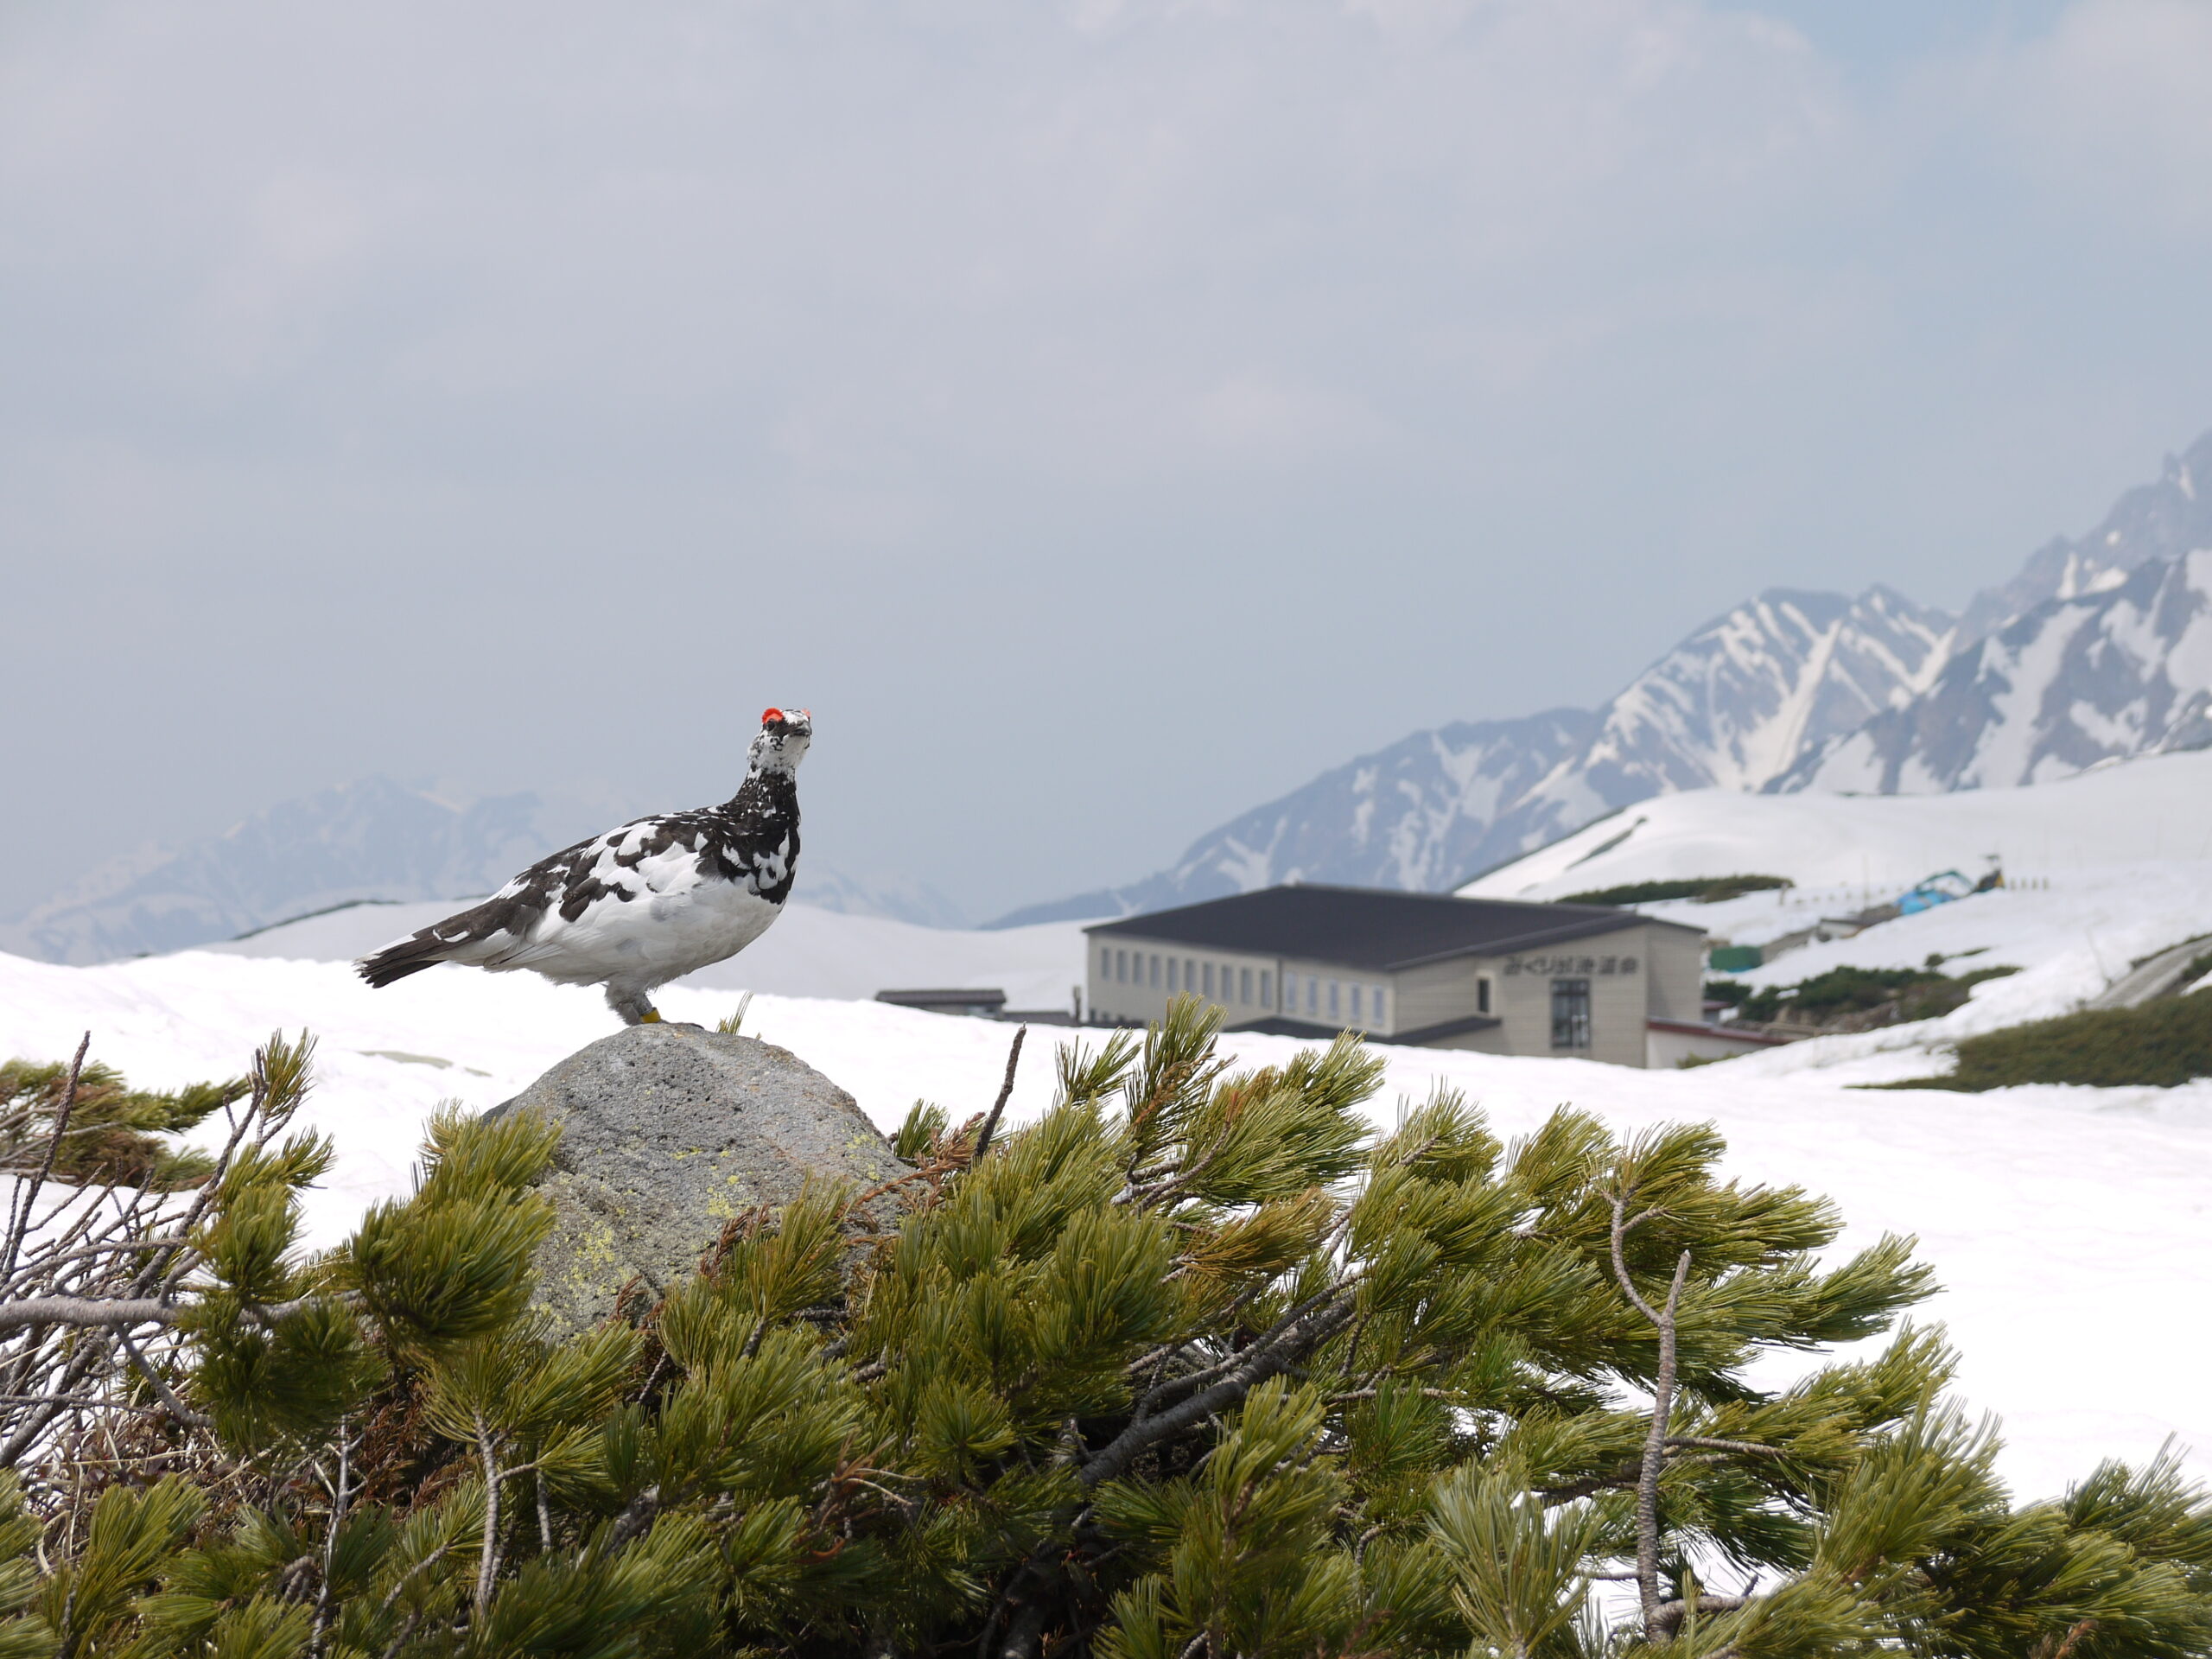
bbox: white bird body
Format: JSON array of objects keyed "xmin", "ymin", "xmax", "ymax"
[
  {"xmin": 358, "ymin": 708, "xmax": 811, "ymax": 1025},
  {"xmin": 448, "ymin": 830, "xmax": 786, "ymax": 987}
]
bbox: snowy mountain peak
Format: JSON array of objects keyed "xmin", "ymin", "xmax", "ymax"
[
  {"xmin": 1783, "ymin": 548, "xmax": 2212, "ymax": 795},
  {"xmin": 1003, "ymin": 435, "xmax": 2212, "ymax": 927},
  {"xmin": 994, "ymin": 583, "xmax": 1954, "ymax": 925},
  {"xmin": 1562, "ymin": 584, "xmax": 1955, "ymax": 800},
  {"xmin": 1955, "ymin": 428, "xmax": 2212, "ymax": 641},
  {"xmin": 23, "ymin": 432, "xmax": 2212, "ymax": 951},
  {"xmin": 0, "ymin": 779, "xmax": 565, "ymax": 966},
  {"xmin": 988, "ymin": 709, "xmax": 1598, "ymax": 927}
]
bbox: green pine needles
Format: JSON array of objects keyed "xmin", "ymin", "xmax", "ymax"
[
  {"xmin": 0, "ymin": 1050, "xmax": 248, "ymax": 1192},
  {"xmin": 0, "ymin": 1001, "xmax": 2208, "ymax": 1658}
]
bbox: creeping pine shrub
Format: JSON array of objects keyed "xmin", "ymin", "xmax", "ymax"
[
  {"xmin": 1891, "ymin": 986, "xmax": 2212, "ymax": 1091},
  {"xmin": 1733, "ymin": 963, "xmax": 2019, "ymax": 1029},
  {"xmin": 0, "ymin": 1005, "xmax": 2209, "ymax": 1659},
  {"xmin": 0, "ymin": 1055, "xmax": 246, "ymax": 1188},
  {"xmin": 1560, "ymin": 874, "xmax": 1793, "ymax": 907}
]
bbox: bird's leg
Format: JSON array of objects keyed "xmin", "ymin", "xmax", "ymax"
[{"xmin": 607, "ymin": 987, "xmax": 660, "ymax": 1027}]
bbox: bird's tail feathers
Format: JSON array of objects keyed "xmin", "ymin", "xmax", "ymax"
[{"xmin": 356, "ymin": 933, "xmax": 454, "ymax": 988}]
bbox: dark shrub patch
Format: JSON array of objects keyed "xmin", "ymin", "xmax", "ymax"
[
  {"xmin": 1736, "ymin": 963, "xmax": 2018, "ymax": 1028},
  {"xmin": 1561, "ymin": 873, "xmax": 1793, "ymax": 906},
  {"xmin": 1887, "ymin": 988, "xmax": 2212, "ymax": 1090}
]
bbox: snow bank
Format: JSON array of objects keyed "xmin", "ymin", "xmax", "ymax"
[
  {"xmin": 1671, "ymin": 862, "xmax": 2212, "ymax": 1084},
  {"xmin": 211, "ymin": 899, "xmax": 1090, "ymax": 1010},
  {"xmin": 1460, "ymin": 747, "xmax": 2212, "ymax": 1084},
  {"xmin": 1460, "ymin": 749, "xmax": 2212, "ymax": 900},
  {"xmin": 3, "ymin": 946, "xmax": 2208, "ymax": 1503}
]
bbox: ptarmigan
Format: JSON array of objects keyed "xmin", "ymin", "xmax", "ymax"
[{"xmin": 356, "ymin": 708, "xmax": 811, "ymax": 1025}]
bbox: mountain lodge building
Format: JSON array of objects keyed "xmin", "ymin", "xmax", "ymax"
[{"xmin": 1084, "ymin": 885, "xmax": 1733, "ymax": 1069}]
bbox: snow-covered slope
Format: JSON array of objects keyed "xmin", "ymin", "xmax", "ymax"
[
  {"xmin": 1, "ymin": 947, "xmax": 2207, "ymax": 1503},
  {"xmin": 1785, "ymin": 550, "xmax": 2212, "ymax": 794},
  {"xmin": 1465, "ymin": 749, "xmax": 2212, "ymax": 1103},
  {"xmin": 797, "ymin": 866, "xmax": 968, "ymax": 930},
  {"xmin": 1700, "ymin": 860, "xmax": 2212, "ymax": 1065},
  {"xmin": 1000, "ymin": 586, "xmax": 1952, "ymax": 925},
  {"xmin": 1461, "ymin": 749, "xmax": 2212, "ymax": 902},
  {"xmin": 214, "ymin": 899, "xmax": 1089, "ymax": 1010}
]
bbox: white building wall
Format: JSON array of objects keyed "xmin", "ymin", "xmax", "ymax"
[
  {"xmin": 1643, "ymin": 927, "xmax": 1707, "ymax": 1023},
  {"xmin": 1089, "ymin": 918, "xmax": 1704, "ymax": 1070},
  {"xmin": 1087, "ymin": 937, "xmax": 1280, "ymax": 1027},
  {"xmin": 1645, "ymin": 1024, "xmax": 1785, "ymax": 1069},
  {"xmin": 1391, "ymin": 957, "xmax": 1487, "ymax": 1034},
  {"xmin": 1273, "ymin": 958, "xmax": 1397, "ymax": 1034},
  {"xmin": 1479, "ymin": 946, "xmax": 1639, "ymax": 1066}
]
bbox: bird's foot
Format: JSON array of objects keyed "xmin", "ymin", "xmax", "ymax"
[{"xmin": 607, "ymin": 988, "xmax": 662, "ymax": 1026}]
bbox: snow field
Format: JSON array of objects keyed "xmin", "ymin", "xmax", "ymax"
[
  {"xmin": 1460, "ymin": 749, "xmax": 2212, "ymax": 902},
  {"xmin": 1635, "ymin": 861, "xmax": 2212, "ymax": 1082},
  {"xmin": 3, "ymin": 945, "xmax": 2209, "ymax": 1504},
  {"xmin": 213, "ymin": 899, "xmax": 1092, "ymax": 1010},
  {"xmin": 1459, "ymin": 747, "xmax": 2212, "ymax": 1083}
]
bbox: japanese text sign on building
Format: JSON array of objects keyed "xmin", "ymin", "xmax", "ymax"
[{"xmin": 1503, "ymin": 954, "xmax": 1637, "ymax": 976}]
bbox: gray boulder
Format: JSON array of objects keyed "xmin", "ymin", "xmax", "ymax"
[{"xmin": 486, "ymin": 1024, "xmax": 907, "ymax": 1330}]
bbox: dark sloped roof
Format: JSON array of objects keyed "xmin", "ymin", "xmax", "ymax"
[{"xmin": 1085, "ymin": 884, "xmax": 1698, "ymax": 971}]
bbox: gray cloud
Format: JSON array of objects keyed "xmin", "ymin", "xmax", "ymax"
[{"xmin": 3, "ymin": 0, "xmax": 2209, "ymax": 919}]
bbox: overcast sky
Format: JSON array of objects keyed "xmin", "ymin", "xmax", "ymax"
[{"xmin": 5, "ymin": 0, "xmax": 2210, "ymax": 921}]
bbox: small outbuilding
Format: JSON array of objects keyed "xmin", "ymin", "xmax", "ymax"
[{"xmin": 1084, "ymin": 885, "xmax": 1712, "ymax": 1069}]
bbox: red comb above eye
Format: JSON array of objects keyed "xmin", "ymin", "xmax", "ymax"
[{"xmin": 762, "ymin": 707, "xmax": 784, "ymax": 724}]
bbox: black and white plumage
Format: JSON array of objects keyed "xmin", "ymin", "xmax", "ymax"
[{"xmin": 356, "ymin": 708, "xmax": 811, "ymax": 1026}]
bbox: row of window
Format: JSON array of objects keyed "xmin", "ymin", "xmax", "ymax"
[
  {"xmin": 1096, "ymin": 957, "xmax": 1598, "ymax": 1050},
  {"xmin": 1096, "ymin": 948, "xmax": 1393, "ymax": 1030},
  {"xmin": 1103, "ymin": 948, "xmax": 1269, "ymax": 1008},
  {"xmin": 1290, "ymin": 972, "xmax": 1389, "ymax": 1028}
]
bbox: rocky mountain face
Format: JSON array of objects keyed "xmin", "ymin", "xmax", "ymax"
[
  {"xmin": 992, "ymin": 709, "xmax": 1598, "ymax": 927},
  {"xmin": 1953, "ymin": 429, "xmax": 2212, "ymax": 641},
  {"xmin": 995, "ymin": 585, "xmax": 1955, "ymax": 926},
  {"xmin": 1554, "ymin": 586, "xmax": 1955, "ymax": 798},
  {"xmin": 1783, "ymin": 549, "xmax": 2212, "ymax": 794}
]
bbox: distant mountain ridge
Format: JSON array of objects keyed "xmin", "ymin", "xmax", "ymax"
[
  {"xmin": 1548, "ymin": 584, "xmax": 1954, "ymax": 798},
  {"xmin": 16, "ymin": 431, "xmax": 2212, "ymax": 958},
  {"xmin": 1953, "ymin": 431, "xmax": 2212, "ymax": 639},
  {"xmin": 993, "ymin": 709, "xmax": 1599, "ymax": 927},
  {"xmin": 995, "ymin": 427, "xmax": 2212, "ymax": 927},
  {"xmin": 1, "ymin": 779, "xmax": 964, "ymax": 965},
  {"xmin": 0, "ymin": 779, "xmax": 552, "ymax": 966},
  {"xmin": 1782, "ymin": 548, "xmax": 2212, "ymax": 794},
  {"xmin": 995, "ymin": 584, "xmax": 1956, "ymax": 926}
]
